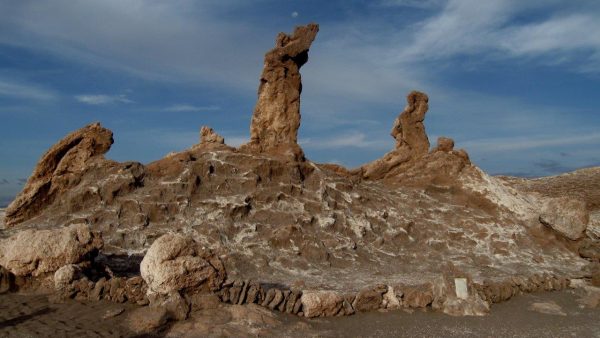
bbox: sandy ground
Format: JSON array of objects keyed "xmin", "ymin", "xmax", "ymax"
[
  {"xmin": 0, "ymin": 293, "xmax": 139, "ymax": 337},
  {"xmin": 0, "ymin": 289, "xmax": 599, "ymax": 338}
]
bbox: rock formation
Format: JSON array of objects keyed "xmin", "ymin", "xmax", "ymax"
[
  {"xmin": 5, "ymin": 122, "xmax": 113, "ymax": 226},
  {"xmin": 140, "ymin": 234, "xmax": 226, "ymax": 295},
  {"xmin": 1, "ymin": 23, "xmax": 598, "ymax": 322},
  {"xmin": 200, "ymin": 126, "xmax": 225, "ymax": 145},
  {"xmin": 244, "ymin": 23, "xmax": 319, "ymax": 158},
  {"xmin": 539, "ymin": 197, "xmax": 589, "ymax": 240},
  {"xmin": 391, "ymin": 91, "xmax": 430, "ymax": 154},
  {"xmin": 358, "ymin": 91, "xmax": 432, "ymax": 179},
  {"xmin": 0, "ymin": 223, "xmax": 103, "ymax": 277}
]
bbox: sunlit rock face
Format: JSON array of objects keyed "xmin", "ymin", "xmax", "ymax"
[{"xmin": 243, "ymin": 23, "xmax": 319, "ymax": 159}]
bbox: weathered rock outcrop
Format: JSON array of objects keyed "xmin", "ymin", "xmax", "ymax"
[
  {"xmin": 200, "ymin": 126, "xmax": 225, "ymax": 145},
  {"xmin": 5, "ymin": 123, "xmax": 113, "ymax": 226},
  {"xmin": 244, "ymin": 23, "xmax": 319, "ymax": 158},
  {"xmin": 359, "ymin": 91, "xmax": 432, "ymax": 179},
  {"xmin": 0, "ymin": 223, "xmax": 102, "ymax": 277},
  {"xmin": 539, "ymin": 197, "xmax": 589, "ymax": 240},
  {"xmin": 140, "ymin": 234, "xmax": 226, "ymax": 295},
  {"xmin": 391, "ymin": 91, "xmax": 430, "ymax": 155},
  {"xmin": 300, "ymin": 290, "xmax": 344, "ymax": 318},
  {"xmin": 431, "ymin": 274, "xmax": 490, "ymax": 316}
]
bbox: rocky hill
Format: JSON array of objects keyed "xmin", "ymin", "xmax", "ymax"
[{"xmin": 1, "ymin": 23, "xmax": 598, "ymax": 320}]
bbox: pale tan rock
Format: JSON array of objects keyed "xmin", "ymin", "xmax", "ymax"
[
  {"xmin": 435, "ymin": 137, "xmax": 455, "ymax": 152},
  {"xmin": 539, "ymin": 197, "xmax": 589, "ymax": 240},
  {"xmin": 382, "ymin": 285, "xmax": 402, "ymax": 309},
  {"xmin": 54, "ymin": 264, "xmax": 82, "ymax": 290},
  {"xmin": 359, "ymin": 91, "xmax": 431, "ymax": 179},
  {"xmin": 300, "ymin": 290, "xmax": 344, "ymax": 317},
  {"xmin": 391, "ymin": 91, "xmax": 430, "ymax": 154},
  {"xmin": 0, "ymin": 223, "xmax": 102, "ymax": 277},
  {"xmin": 149, "ymin": 290, "xmax": 190, "ymax": 321},
  {"xmin": 245, "ymin": 23, "xmax": 319, "ymax": 156},
  {"xmin": 431, "ymin": 275, "xmax": 489, "ymax": 316},
  {"xmin": 352, "ymin": 286, "xmax": 386, "ymax": 312},
  {"xmin": 140, "ymin": 233, "xmax": 226, "ymax": 295},
  {"xmin": 200, "ymin": 126, "xmax": 224, "ymax": 144},
  {"xmin": 5, "ymin": 123, "xmax": 113, "ymax": 226}
]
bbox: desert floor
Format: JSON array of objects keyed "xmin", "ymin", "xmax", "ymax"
[{"xmin": 0, "ymin": 288, "xmax": 598, "ymax": 338}]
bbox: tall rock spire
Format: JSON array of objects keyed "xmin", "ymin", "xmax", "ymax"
[{"xmin": 244, "ymin": 23, "xmax": 319, "ymax": 158}]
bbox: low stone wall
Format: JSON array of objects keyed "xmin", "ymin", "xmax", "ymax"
[{"xmin": 216, "ymin": 273, "xmax": 571, "ymax": 318}]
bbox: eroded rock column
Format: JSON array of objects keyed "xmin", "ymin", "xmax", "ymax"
[
  {"xmin": 359, "ymin": 91, "xmax": 431, "ymax": 179},
  {"xmin": 5, "ymin": 122, "xmax": 113, "ymax": 226},
  {"xmin": 244, "ymin": 23, "xmax": 319, "ymax": 158},
  {"xmin": 391, "ymin": 91, "xmax": 430, "ymax": 155}
]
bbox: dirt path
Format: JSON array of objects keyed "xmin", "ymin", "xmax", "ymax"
[
  {"xmin": 305, "ymin": 290, "xmax": 600, "ymax": 338},
  {"xmin": 0, "ymin": 289, "xmax": 598, "ymax": 337},
  {"xmin": 0, "ymin": 293, "xmax": 138, "ymax": 338}
]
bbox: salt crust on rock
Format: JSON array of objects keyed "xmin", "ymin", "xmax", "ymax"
[
  {"xmin": 140, "ymin": 233, "xmax": 226, "ymax": 295},
  {"xmin": 0, "ymin": 223, "xmax": 102, "ymax": 277}
]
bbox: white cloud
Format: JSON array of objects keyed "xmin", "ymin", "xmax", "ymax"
[
  {"xmin": 0, "ymin": 79, "xmax": 56, "ymax": 100},
  {"xmin": 291, "ymin": 11, "xmax": 299, "ymax": 18},
  {"xmin": 300, "ymin": 132, "xmax": 390, "ymax": 150},
  {"xmin": 394, "ymin": 0, "xmax": 600, "ymax": 70},
  {"xmin": 75, "ymin": 94, "xmax": 133, "ymax": 105},
  {"xmin": 164, "ymin": 104, "xmax": 220, "ymax": 113},
  {"xmin": 461, "ymin": 132, "xmax": 600, "ymax": 153},
  {"xmin": 378, "ymin": 0, "xmax": 446, "ymax": 9},
  {"xmin": 0, "ymin": 1, "xmax": 269, "ymax": 91}
]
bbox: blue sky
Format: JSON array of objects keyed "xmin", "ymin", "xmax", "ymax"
[{"xmin": 1, "ymin": 0, "xmax": 600, "ymax": 207}]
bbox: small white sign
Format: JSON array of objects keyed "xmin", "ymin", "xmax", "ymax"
[{"xmin": 455, "ymin": 278, "xmax": 468, "ymax": 300}]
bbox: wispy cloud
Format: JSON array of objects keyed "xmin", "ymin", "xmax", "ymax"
[
  {"xmin": 378, "ymin": 0, "xmax": 446, "ymax": 9},
  {"xmin": 0, "ymin": 1, "xmax": 268, "ymax": 90},
  {"xmin": 395, "ymin": 0, "xmax": 600, "ymax": 72},
  {"xmin": 75, "ymin": 94, "xmax": 133, "ymax": 105},
  {"xmin": 0, "ymin": 179, "xmax": 9, "ymax": 185},
  {"xmin": 301, "ymin": 132, "xmax": 390, "ymax": 150},
  {"xmin": 164, "ymin": 104, "xmax": 220, "ymax": 113},
  {"xmin": 461, "ymin": 132, "xmax": 600, "ymax": 153},
  {"xmin": 0, "ymin": 79, "xmax": 56, "ymax": 100}
]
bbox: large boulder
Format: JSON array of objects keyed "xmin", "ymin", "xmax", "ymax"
[
  {"xmin": 539, "ymin": 197, "xmax": 589, "ymax": 240},
  {"xmin": 245, "ymin": 23, "xmax": 319, "ymax": 157},
  {"xmin": 431, "ymin": 275, "xmax": 489, "ymax": 316},
  {"xmin": 140, "ymin": 233, "xmax": 226, "ymax": 295},
  {"xmin": 352, "ymin": 285, "xmax": 386, "ymax": 312},
  {"xmin": 0, "ymin": 223, "xmax": 102, "ymax": 277},
  {"xmin": 300, "ymin": 290, "xmax": 344, "ymax": 317},
  {"xmin": 5, "ymin": 122, "xmax": 113, "ymax": 226}
]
